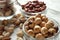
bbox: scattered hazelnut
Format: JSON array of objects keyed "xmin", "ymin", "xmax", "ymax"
[
  {"xmin": 3, "ymin": 32, "xmax": 11, "ymax": 37},
  {"xmin": 14, "ymin": 20, "xmax": 20, "ymax": 26},
  {"xmin": 0, "ymin": 35, "xmax": 3, "ymax": 40},
  {"xmin": 17, "ymin": 30, "xmax": 24, "ymax": 37},
  {"xmin": 19, "ymin": 23, "xmax": 23, "ymax": 29},
  {"xmin": 2, "ymin": 36, "xmax": 11, "ymax": 40},
  {"xmin": 2, "ymin": 20, "xmax": 8, "ymax": 25}
]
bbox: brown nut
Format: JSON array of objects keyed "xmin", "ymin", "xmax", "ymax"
[
  {"xmin": 35, "ymin": 33, "xmax": 44, "ymax": 40},
  {"xmin": 6, "ymin": 27, "xmax": 14, "ymax": 33},
  {"xmin": 41, "ymin": 14, "xmax": 46, "ymax": 18},
  {"xmin": 5, "ymin": 10, "xmax": 12, "ymax": 16},
  {"xmin": 43, "ymin": 33, "xmax": 48, "ymax": 38},
  {"xmin": 34, "ymin": 25, "xmax": 41, "ymax": 33},
  {"xmin": 0, "ymin": 35, "xmax": 3, "ymax": 40},
  {"xmin": 0, "ymin": 31, "xmax": 3, "ymax": 35},
  {"xmin": 2, "ymin": 36, "xmax": 11, "ymax": 40},
  {"xmin": 41, "ymin": 16, "xmax": 48, "ymax": 23},
  {"xmin": 41, "ymin": 27, "xmax": 48, "ymax": 34},
  {"xmin": 14, "ymin": 20, "xmax": 20, "ymax": 26},
  {"xmin": 0, "ymin": 25, "xmax": 4, "ymax": 31},
  {"xmin": 2, "ymin": 20, "xmax": 8, "ymax": 25},
  {"xmin": 29, "ymin": 23, "xmax": 35, "ymax": 29},
  {"xmin": 9, "ymin": 24, "xmax": 16, "ymax": 28},
  {"xmin": 3, "ymin": 32, "xmax": 11, "ymax": 37},
  {"xmin": 28, "ymin": 16, "xmax": 35, "ymax": 21},
  {"xmin": 0, "ymin": 12, "xmax": 4, "ymax": 16},
  {"xmin": 13, "ymin": 14, "xmax": 21, "ymax": 19},
  {"xmin": 27, "ymin": 29, "xmax": 34, "ymax": 37},
  {"xmin": 4, "ymin": 26, "xmax": 8, "ymax": 31},
  {"xmin": 20, "ymin": 16, "xmax": 26, "ymax": 23},
  {"xmin": 19, "ymin": 23, "xmax": 23, "ymax": 29},
  {"xmin": 45, "ymin": 20, "xmax": 54, "ymax": 29},
  {"xmin": 48, "ymin": 28, "xmax": 56, "ymax": 34},
  {"xmin": 40, "ymin": 21, "xmax": 46, "ymax": 27},
  {"xmin": 17, "ymin": 37, "xmax": 23, "ymax": 40},
  {"xmin": 35, "ymin": 14, "xmax": 41, "ymax": 18},
  {"xmin": 17, "ymin": 30, "xmax": 24, "ymax": 37},
  {"xmin": 35, "ymin": 18, "xmax": 42, "ymax": 25},
  {"xmin": 10, "ymin": 18, "xmax": 17, "ymax": 23}
]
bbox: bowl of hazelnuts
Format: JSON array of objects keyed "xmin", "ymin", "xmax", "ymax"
[
  {"xmin": 23, "ymin": 14, "xmax": 60, "ymax": 40},
  {"xmin": 17, "ymin": 0, "xmax": 47, "ymax": 17}
]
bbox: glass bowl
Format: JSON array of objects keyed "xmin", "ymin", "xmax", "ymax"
[
  {"xmin": 16, "ymin": 0, "xmax": 47, "ymax": 17},
  {"xmin": 22, "ymin": 16, "xmax": 60, "ymax": 40}
]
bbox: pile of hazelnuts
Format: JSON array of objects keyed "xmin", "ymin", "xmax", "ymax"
[
  {"xmin": 0, "ymin": 14, "xmax": 26, "ymax": 40},
  {"xmin": 21, "ymin": 1, "xmax": 46, "ymax": 13},
  {"xmin": 24, "ymin": 14, "xmax": 58, "ymax": 39}
]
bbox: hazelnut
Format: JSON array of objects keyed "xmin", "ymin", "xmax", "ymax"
[
  {"xmin": 0, "ymin": 35, "xmax": 3, "ymax": 40},
  {"xmin": 3, "ymin": 32, "xmax": 10, "ymax": 37},
  {"xmin": 40, "ymin": 21, "xmax": 46, "ymax": 27},
  {"xmin": 27, "ymin": 29, "xmax": 34, "ymax": 37},
  {"xmin": 45, "ymin": 20, "xmax": 54, "ymax": 29},
  {"xmin": 34, "ymin": 25, "xmax": 41, "ymax": 33},
  {"xmin": 17, "ymin": 30, "xmax": 24, "ymax": 37},
  {"xmin": 19, "ymin": 23, "xmax": 23, "ymax": 29},
  {"xmin": 35, "ymin": 14, "xmax": 41, "ymax": 18},
  {"xmin": 0, "ymin": 31, "xmax": 3, "ymax": 35},
  {"xmin": 10, "ymin": 18, "xmax": 17, "ymax": 23},
  {"xmin": 43, "ymin": 33, "xmax": 48, "ymax": 38},
  {"xmin": 35, "ymin": 18, "xmax": 42, "ymax": 25},
  {"xmin": 20, "ymin": 16, "xmax": 26, "ymax": 23},
  {"xmin": 0, "ymin": 12, "xmax": 3, "ymax": 16},
  {"xmin": 28, "ymin": 17, "xmax": 35, "ymax": 21},
  {"xmin": 41, "ymin": 14, "xmax": 46, "ymax": 18},
  {"xmin": 35, "ymin": 33, "xmax": 44, "ymax": 40},
  {"xmin": 25, "ymin": 26, "xmax": 29, "ymax": 30},
  {"xmin": 2, "ymin": 20, "xmax": 8, "ymax": 25},
  {"xmin": 13, "ymin": 14, "xmax": 21, "ymax": 19},
  {"xmin": 41, "ymin": 17, "xmax": 48, "ymax": 23},
  {"xmin": 29, "ymin": 23, "xmax": 35, "ymax": 29},
  {"xmin": 14, "ymin": 20, "xmax": 20, "ymax": 26},
  {"xmin": 9, "ymin": 24, "xmax": 16, "ymax": 28},
  {"xmin": 4, "ymin": 26, "xmax": 8, "ymax": 31},
  {"xmin": 2, "ymin": 37, "xmax": 11, "ymax": 40},
  {"xmin": 41, "ymin": 27, "xmax": 48, "ymax": 34},
  {"xmin": 17, "ymin": 37, "xmax": 23, "ymax": 40},
  {"xmin": 5, "ymin": 10, "xmax": 12, "ymax": 16},
  {"xmin": 6, "ymin": 27, "xmax": 14, "ymax": 33},
  {"xmin": 48, "ymin": 28, "xmax": 56, "ymax": 34},
  {"xmin": 0, "ymin": 25, "xmax": 4, "ymax": 31}
]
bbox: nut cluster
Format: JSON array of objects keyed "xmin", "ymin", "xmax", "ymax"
[
  {"xmin": 24, "ymin": 14, "xmax": 58, "ymax": 39},
  {"xmin": 21, "ymin": 1, "xmax": 46, "ymax": 13},
  {"xmin": 0, "ymin": 14, "xmax": 26, "ymax": 40}
]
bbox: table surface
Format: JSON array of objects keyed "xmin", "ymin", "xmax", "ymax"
[{"xmin": 2, "ymin": 0, "xmax": 60, "ymax": 40}]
